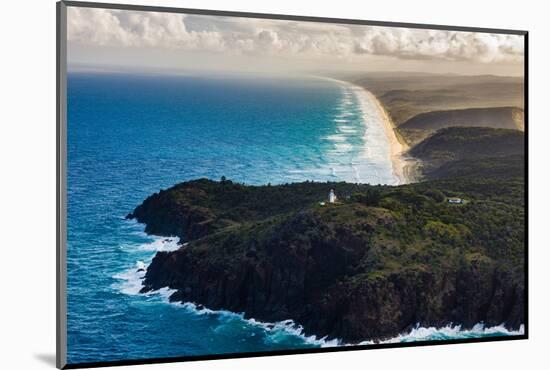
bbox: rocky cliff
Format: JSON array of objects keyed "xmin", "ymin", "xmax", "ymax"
[{"xmin": 128, "ymin": 178, "xmax": 524, "ymax": 342}]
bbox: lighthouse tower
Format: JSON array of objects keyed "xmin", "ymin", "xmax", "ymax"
[{"xmin": 329, "ymin": 189, "xmax": 337, "ymax": 203}]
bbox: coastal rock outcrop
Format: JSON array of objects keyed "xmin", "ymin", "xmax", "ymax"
[{"xmin": 128, "ymin": 178, "xmax": 525, "ymax": 342}]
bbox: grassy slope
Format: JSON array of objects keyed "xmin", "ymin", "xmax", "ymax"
[
  {"xmin": 399, "ymin": 107, "xmax": 524, "ymax": 145},
  {"xmin": 410, "ymin": 127, "xmax": 524, "ymax": 180},
  {"xmin": 401, "ymin": 107, "xmax": 524, "ymax": 131},
  {"xmin": 352, "ymin": 73, "xmax": 524, "ymax": 125},
  {"xmin": 347, "ymin": 73, "xmax": 524, "ymax": 146}
]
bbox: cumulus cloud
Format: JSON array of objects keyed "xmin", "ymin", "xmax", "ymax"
[
  {"xmin": 67, "ymin": 8, "xmax": 224, "ymax": 50},
  {"xmin": 353, "ymin": 27, "xmax": 523, "ymax": 63},
  {"xmin": 67, "ymin": 7, "xmax": 523, "ymax": 64}
]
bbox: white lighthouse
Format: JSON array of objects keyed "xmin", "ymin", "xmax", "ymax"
[{"xmin": 329, "ymin": 189, "xmax": 337, "ymax": 203}]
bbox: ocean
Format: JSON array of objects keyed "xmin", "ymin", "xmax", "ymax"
[{"xmin": 66, "ymin": 72, "xmax": 521, "ymax": 364}]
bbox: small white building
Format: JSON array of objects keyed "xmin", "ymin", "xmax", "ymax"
[
  {"xmin": 447, "ymin": 197, "xmax": 463, "ymax": 204},
  {"xmin": 329, "ymin": 189, "xmax": 337, "ymax": 203}
]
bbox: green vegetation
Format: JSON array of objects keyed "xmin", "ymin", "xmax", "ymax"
[
  {"xmin": 134, "ymin": 167, "xmax": 524, "ymax": 341},
  {"xmin": 132, "ymin": 73, "xmax": 526, "ymax": 342},
  {"xmin": 352, "ymin": 73, "xmax": 524, "ymax": 125},
  {"xmin": 410, "ymin": 127, "xmax": 524, "ymax": 180},
  {"xmin": 134, "ymin": 166, "xmax": 525, "ymax": 279},
  {"xmin": 134, "ymin": 164, "xmax": 525, "ymax": 293},
  {"xmin": 347, "ymin": 73, "xmax": 524, "ymax": 145},
  {"xmin": 398, "ymin": 107, "xmax": 524, "ymax": 145},
  {"xmin": 401, "ymin": 107, "xmax": 523, "ymax": 131}
]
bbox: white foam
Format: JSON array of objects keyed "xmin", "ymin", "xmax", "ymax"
[
  {"xmin": 335, "ymin": 111, "xmax": 354, "ymax": 118},
  {"xmin": 153, "ymin": 286, "xmax": 179, "ymax": 301},
  {"xmin": 359, "ymin": 323, "xmax": 525, "ymax": 345},
  {"xmin": 112, "ymin": 233, "xmax": 180, "ymax": 295},
  {"xmin": 112, "ymin": 260, "xmax": 147, "ymax": 295},
  {"xmin": 114, "ymin": 226, "xmax": 523, "ymax": 347},
  {"xmin": 137, "ymin": 237, "xmax": 181, "ymax": 252},
  {"xmin": 338, "ymin": 127, "xmax": 357, "ymax": 134},
  {"xmin": 164, "ymin": 301, "xmax": 341, "ymax": 348},
  {"xmin": 325, "ymin": 134, "xmax": 347, "ymax": 142},
  {"xmin": 154, "ymin": 292, "xmax": 523, "ymax": 348},
  {"xmin": 316, "ymin": 78, "xmax": 398, "ymax": 185},
  {"xmin": 333, "ymin": 143, "xmax": 353, "ymax": 152},
  {"xmin": 256, "ymin": 319, "xmax": 341, "ymax": 348}
]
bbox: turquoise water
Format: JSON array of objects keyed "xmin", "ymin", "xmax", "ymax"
[{"xmin": 66, "ymin": 73, "xmax": 520, "ymax": 365}]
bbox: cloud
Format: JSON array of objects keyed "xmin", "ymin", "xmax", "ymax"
[
  {"xmin": 67, "ymin": 7, "xmax": 523, "ymax": 64},
  {"xmin": 353, "ymin": 27, "xmax": 523, "ymax": 63},
  {"xmin": 67, "ymin": 8, "xmax": 225, "ymax": 51}
]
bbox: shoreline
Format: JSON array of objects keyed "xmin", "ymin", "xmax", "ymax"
[
  {"xmin": 354, "ymin": 82, "xmax": 418, "ymax": 185},
  {"xmin": 364, "ymin": 88, "xmax": 411, "ymax": 184},
  {"xmin": 119, "ymin": 230, "xmax": 524, "ymax": 347},
  {"xmin": 310, "ymin": 76, "xmax": 419, "ymax": 186},
  {"xmin": 325, "ymin": 76, "xmax": 416, "ymax": 185},
  {"xmin": 127, "ymin": 181, "xmax": 525, "ymax": 348}
]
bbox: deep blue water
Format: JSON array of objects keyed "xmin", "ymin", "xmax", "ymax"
[{"xmin": 66, "ymin": 72, "xmax": 520, "ymax": 364}]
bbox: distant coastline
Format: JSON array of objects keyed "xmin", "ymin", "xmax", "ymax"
[
  {"xmin": 362, "ymin": 86, "xmax": 412, "ymax": 185},
  {"xmin": 320, "ymin": 77, "xmax": 413, "ymax": 185},
  {"xmin": 341, "ymin": 79, "xmax": 416, "ymax": 185},
  {"xmin": 369, "ymin": 88, "xmax": 422, "ymax": 185},
  {"xmin": 121, "ymin": 74, "xmax": 525, "ymax": 350}
]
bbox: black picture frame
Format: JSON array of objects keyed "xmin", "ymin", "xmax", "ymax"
[{"xmin": 56, "ymin": 1, "xmax": 529, "ymax": 368}]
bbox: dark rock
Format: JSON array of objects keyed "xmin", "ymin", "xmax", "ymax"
[{"xmin": 131, "ymin": 179, "xmax": 525, "ymax": 343}]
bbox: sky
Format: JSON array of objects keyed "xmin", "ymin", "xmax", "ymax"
[{"xmin": 66, "ymin": 6, "xmax": 525, "ymax": 76}]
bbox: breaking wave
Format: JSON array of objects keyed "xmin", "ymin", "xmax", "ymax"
[
  {"xmin": 113, "ymin": 227, "xmax": 523, "ymax": 349},
  {"xmin": 359, "ymin": 323, "xmax": 524, "ymax": 345},
  {"xmin": 319, "ymin": 78, "xmax": 398, "ymax": 185}
]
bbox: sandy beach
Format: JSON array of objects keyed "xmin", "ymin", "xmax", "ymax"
[
  {"xmin": 311, "ymin": 76, "xmax": 416, "ymax": 185},
  {"xmin": 342, "ymin": 79, "xmax": 417, "ymax": 185},
  {"xmin": 366, "ymin": 89, "xmax": 408, "ymax": 184},
  {"xmin": 364, "ymin": 88, "xmax": 419, "ymax": 184}
]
